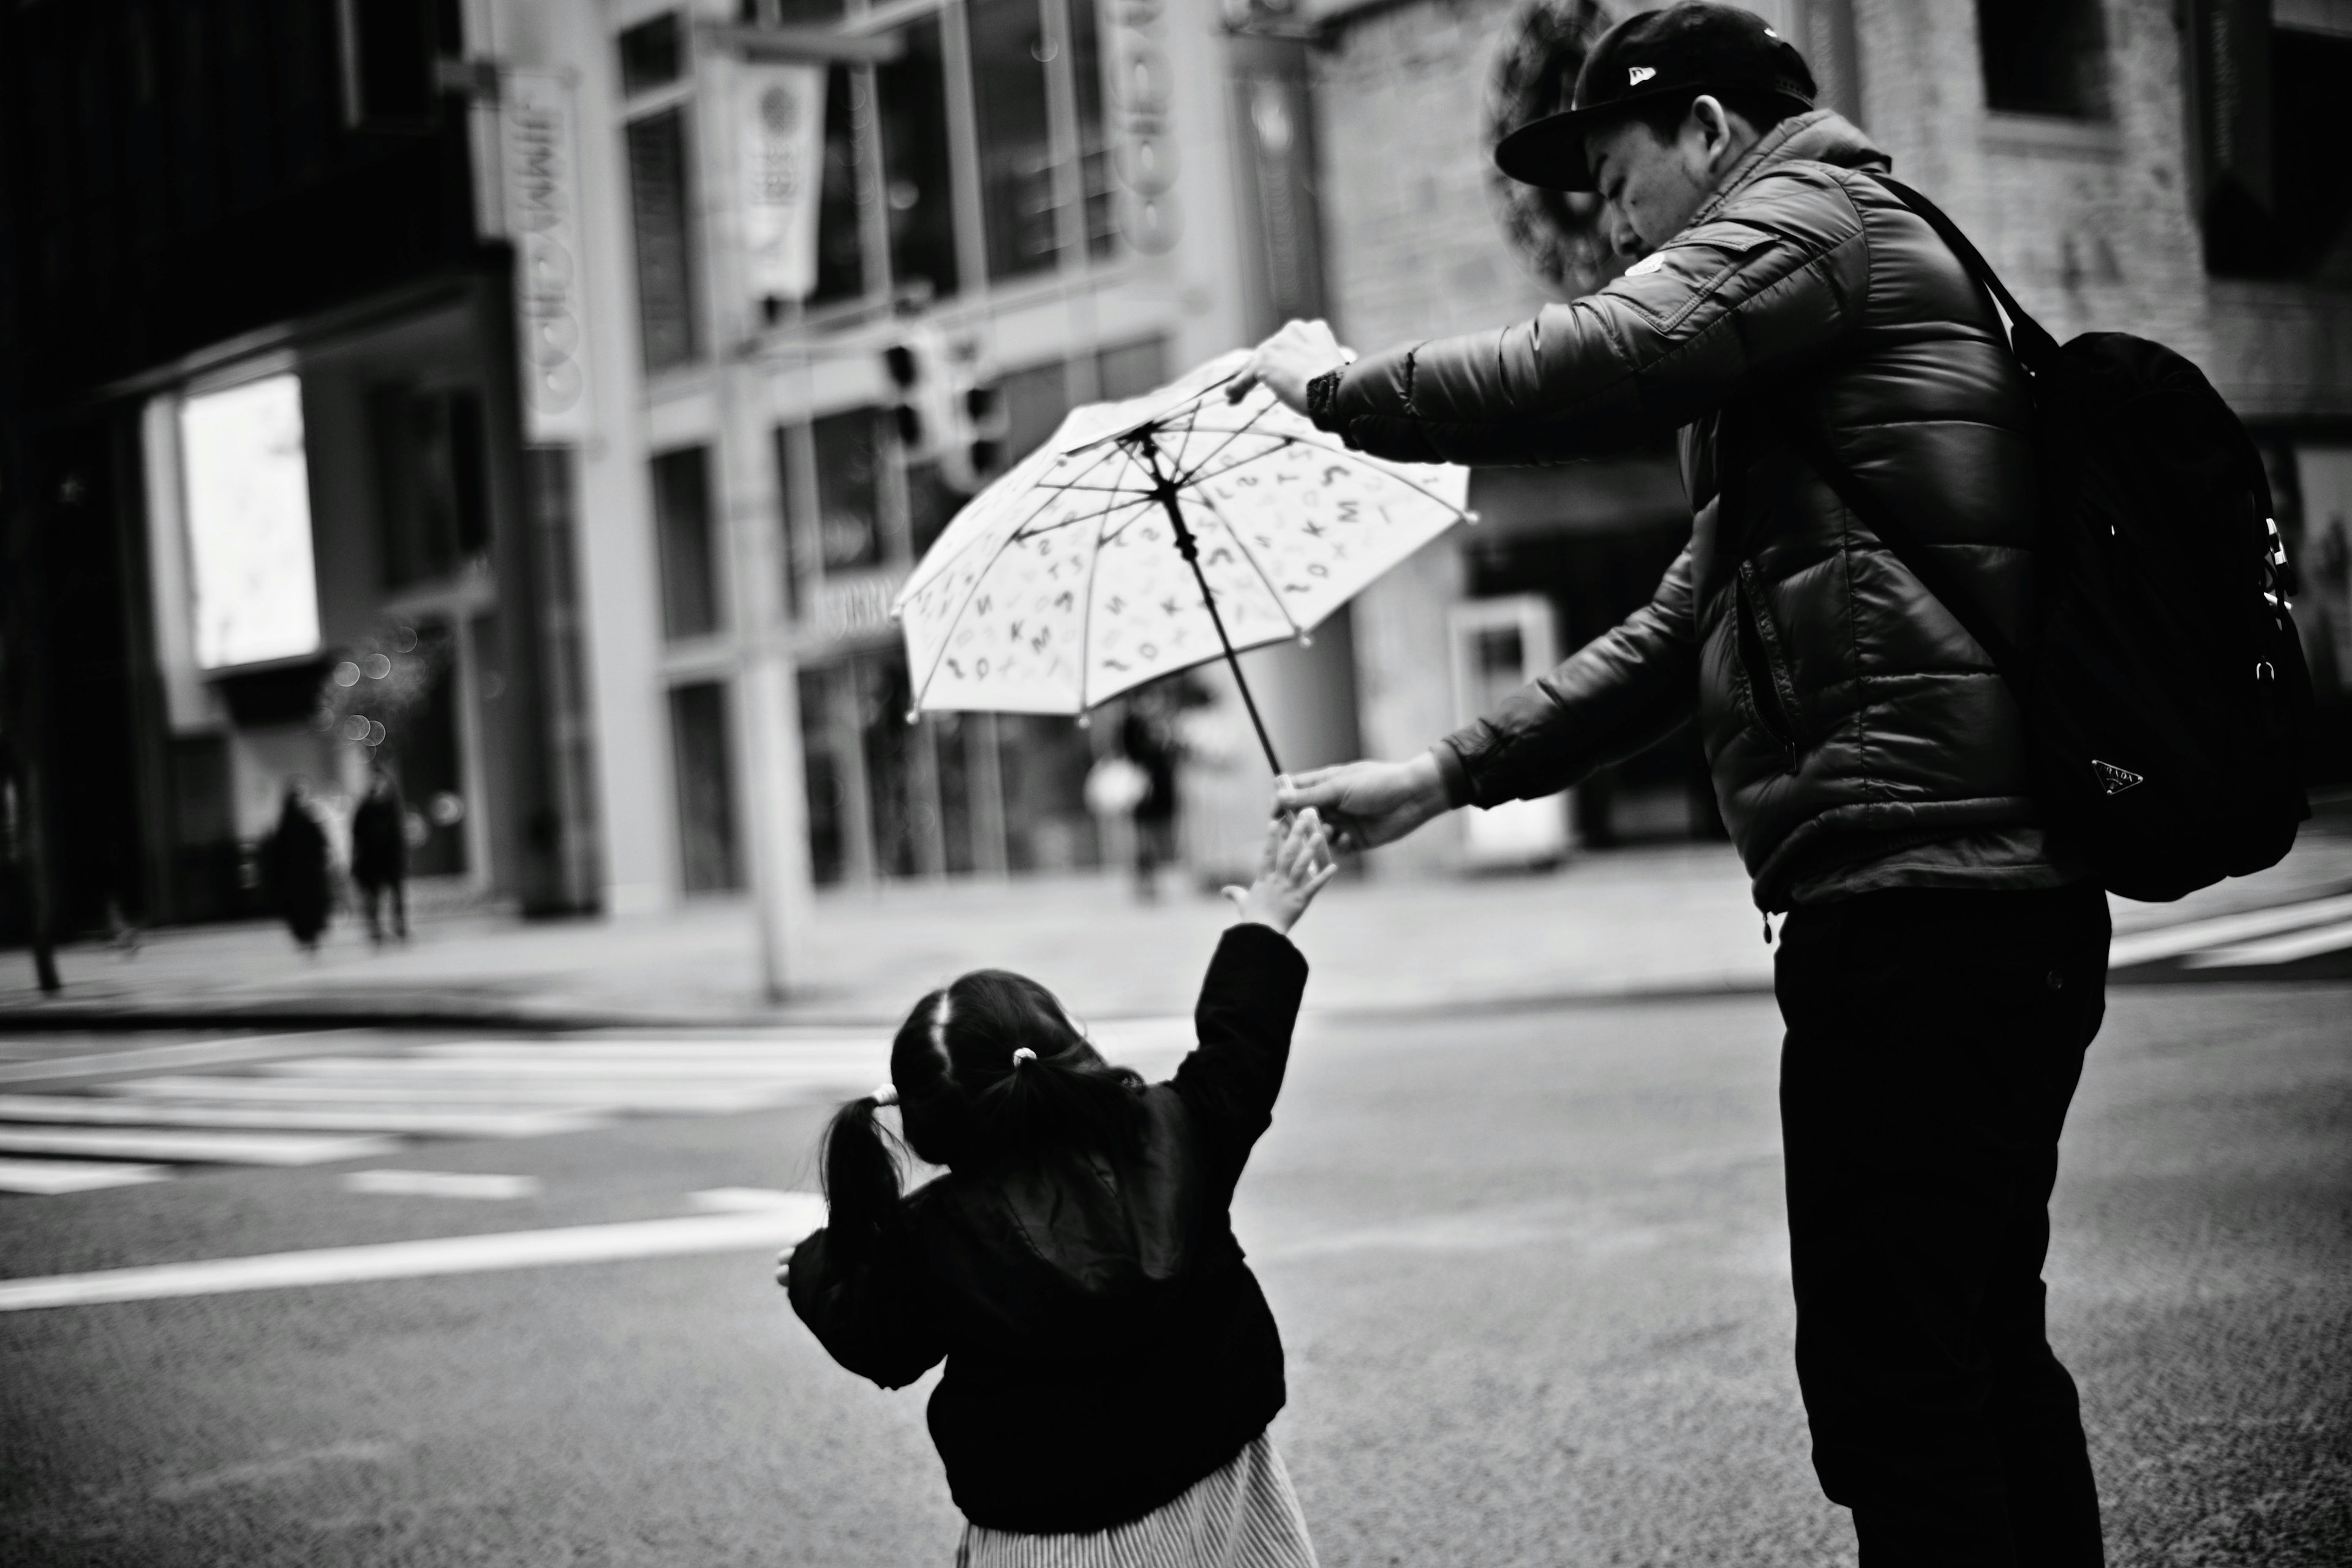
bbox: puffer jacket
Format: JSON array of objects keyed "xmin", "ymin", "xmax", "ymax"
[
  {"xmin": 786, "ymin": 923, "xmax": 1306, "ymax": 1534},
  {"xmin": 1313, "ymin": 110, "xmax": 2042, "ymax": 910}
]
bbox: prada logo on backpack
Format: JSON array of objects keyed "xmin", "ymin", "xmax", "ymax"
[{"xmin": 2092, "ymin": 760, "xmax": 2144, "ymax": 796}]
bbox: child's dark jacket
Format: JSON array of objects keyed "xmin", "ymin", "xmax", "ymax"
[{"xmin": 787, "ymin": 923, "xmax": 1308, "ymax": 1534}]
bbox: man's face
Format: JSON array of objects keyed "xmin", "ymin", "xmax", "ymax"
[{"xmin": 1583, "ymin": 98, "xmax": 1753, "ymax": 259}]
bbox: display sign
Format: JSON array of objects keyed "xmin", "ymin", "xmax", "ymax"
[
  {"xmin": 181, "ymin": 374, "xmax": 323, "ymax": 671},
  {"xmin": 738, "ymin": 62, "xmax": 827, "ymax": 306},
  {"xmin": 502, "ymin": 69, "xmax": 594, "ymax": 444}
]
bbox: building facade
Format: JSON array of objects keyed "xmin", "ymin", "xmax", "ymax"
[
  {"xmin": 1309, "ymin": 0, "xmax": 2352, "ymax": 873},
  {"xmin": 0, "ymin": 0, "xmax": 1349, "ymax": 954}
]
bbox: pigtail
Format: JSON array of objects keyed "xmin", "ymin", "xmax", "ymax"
[
  {"xmin": 982, "ymin": 1042, "xmax": 1146, "ymax": 1159},
  {"xmin": 818, "ymin": 1093, "xmax": 907, "ymax": 1262}
]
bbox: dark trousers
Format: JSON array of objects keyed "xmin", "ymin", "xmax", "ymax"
[
  {"xmin": 1775, "ymin": 882, "xmax": 2110, "ymax": 1567},
  {"xmin": 359, "ymin": 878, "xmax": 407, "ymax": 942}
]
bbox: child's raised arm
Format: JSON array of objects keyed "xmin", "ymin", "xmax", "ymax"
[{"xmin": 1222, "ymin": 809, "xmax": 1340, "ymax": 934}]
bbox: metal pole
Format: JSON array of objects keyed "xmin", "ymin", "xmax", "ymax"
[{"xmin": 1134, "ymin": 437, "xmax": 1282, "ymax": 777}]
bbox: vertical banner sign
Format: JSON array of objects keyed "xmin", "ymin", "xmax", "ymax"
[
  {"xmin": 502, "ymin": 70, "xmax": 593, "ymax": 445},
  {"xmin": 739, "ymin": 63, "xmax": 828, "ymax": 306}
]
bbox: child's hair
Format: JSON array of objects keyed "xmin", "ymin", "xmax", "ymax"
[{"xmin": 820, "ymin": 970, "xmax": 1147, "ymax": 1261}]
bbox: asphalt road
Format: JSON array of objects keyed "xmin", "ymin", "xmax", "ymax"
[{"xmin": 1, "ymin": 981, "xmax": 2346, "ymax": 1567}]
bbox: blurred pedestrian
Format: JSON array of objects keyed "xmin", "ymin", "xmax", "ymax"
[
  {"xmin": 1238, "ymin": 5, "xmax": 2111, "ymax": 1561},
  {"xmin": 263, "ymin": 778, "xmax": 331, "ymax": 954},
  {"xmin": 782, "ymin": 812, "xmax": 1338, "ymax": 1566},
  {"xmin": 1120, "ymin": 691, "xmax": 1182, "ymax": 901},
  {"xmin": 350, "ymin": 764, "xmax": 409, "ymax": 945}
]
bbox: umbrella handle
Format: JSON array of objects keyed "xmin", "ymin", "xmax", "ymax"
[{"xmin": 1151, "ymin": 487, "xmax": 1283, "ymax": 778}]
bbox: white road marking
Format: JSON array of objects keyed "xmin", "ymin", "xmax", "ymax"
[
  {"xmin": 97, "ymin": 1077, "xmax": 786, "ymax": 1113},
  {"xmin": 417, "ymin": 1038, "xmax": 881, "ymax": 1060},
  {"xmin": 2108, "ymin": 893, "xmax": 2352, "ymax": 968},
  {"xmin": 0, "ymin": 1095, "xmax": 600, "ymax": 1140},
  {"xmin": 2183, "ymin": 914, "xmax": 2352, "ymax": 968},
  {"xmin": 344, "ymin": 1170, "xmax": 541, "ymax": 1200},
  {"xmin": 265, "ymin": 1055, "xmax": 878, "ymax": 1081},
  {"xmin": 0, "ymin": 1157, "xmax": 172, "ymax": 1195},
  {"xmin": 687, "ymin": 1186, "xmax": 816, "ymax": 1212},
  {"xmin": 0, "ymin": 1031, "xmax": 376, "ymax": 1086},
  {"xmin": 0, "ymin": 1125, "xmax": 399, "ymax": 1167},
  {"xmin": 0, "ymin": 1195, "xmax": 828, "ymax": 1311}
]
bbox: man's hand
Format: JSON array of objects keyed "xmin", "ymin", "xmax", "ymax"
[
  {"xmin": 1223, "ymin": 809, "xmax": 1340, "ymax": 933},
  {"xmin": 1224, "ymin": 319, "xmax": 1351, "ymax": 415},
  {"xmin": 1274, "ymin": 753, "xmax": 1452, "ymax": 855}
]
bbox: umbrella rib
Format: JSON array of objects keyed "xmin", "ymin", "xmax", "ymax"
[
  {"xmin": 1186, "ymin": 487, "xmax": 1303, "ymax": 638},
  {"xmin": 1167, "ymin": 401, "xmax": 1276, "ymax": 488},
  {"xmin": 1074, "ymin": 443, "xmax": 1147, "ymax": 712},
  {"xmin": 907, "ymin": 459, "xmax": 1117, "ymax": 710},
  {"xmin": 1012, "ymin": 490, "xmax": 1154, "ymax": 541},
  {"xmin": 1282, "ymin": 441, "xmax": 1479, "ymax": 518}
]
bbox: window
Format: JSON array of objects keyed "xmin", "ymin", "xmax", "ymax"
[
  {"xmin": 669, "ymin": 682, "xmax": 742, "ymax": 891},
  {"xmin": 810, "ymin": 65, "xmax": 865, "ymax": 306},
  {"xmin": 878, "ymin": 18, "xmax": 960, "ymax": 302},
  {"xmin": 2195, "ymin": 4, "xmax": 2352, "ymax": 277},
  {"xmin": 179, "ymin": 374, "xmax": 320, "ymax": 669},
  {"xmin": 970, "ymin": 0, "xmax": 1060, "ymax": 281},
  {"xmin": 811, "ymin": 409, "xmax": 886, "ymax": 571},
  {"xmin": 627, "ymin": 108, "xmax": 701, "ymax": 370},
  {"xmin": 1977, "ymin": 0, "xmax": 2111, "ymax": 120},
  {"xmin": 652, "ymin": 446, "xmax": 722, "ymax": 639},
  {"xmin": 369, "ymin": 385, "xmax": 490, "ymax": 589},
  {"xmin": 618, "ymin": 12, "xmax": 684, "ymax": 97}
]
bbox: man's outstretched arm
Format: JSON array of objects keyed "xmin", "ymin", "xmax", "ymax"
[{"xmin": 1278, "ymin": 547, "xmax": 1699, "ymax": 847}]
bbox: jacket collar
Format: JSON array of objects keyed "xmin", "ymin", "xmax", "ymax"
[{"xmin": 1684, "ymin": 108, "xmax": 1891, "ymax": 230}]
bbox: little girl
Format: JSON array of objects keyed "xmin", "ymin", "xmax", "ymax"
[{"xmin": 782, "ymin": 810, "xmax": 1336, "ymax": 1566}]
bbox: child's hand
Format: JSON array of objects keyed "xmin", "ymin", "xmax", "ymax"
[{"xmin": 1223, "ymin": 809, "xmax": 1339, "ymax": 934}]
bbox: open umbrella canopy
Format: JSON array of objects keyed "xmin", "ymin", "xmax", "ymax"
[{"xmin": 892, "ymin": 350, "xmax": 1472, "ymax": 766}]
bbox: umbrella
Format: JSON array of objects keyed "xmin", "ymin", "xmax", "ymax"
[{"xmin": 891, "ymin": 349, "xmax": 1474, "ymax": 773}]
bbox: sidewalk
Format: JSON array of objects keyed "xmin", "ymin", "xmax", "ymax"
[{"xmin": 5, "ymin": 813, "xmax": 2350, "ymax": 1031}]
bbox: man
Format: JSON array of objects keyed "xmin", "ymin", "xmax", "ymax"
[{"xmin": 1231, "ymin": 6, "xmax": 2109, "ymax": 1563}]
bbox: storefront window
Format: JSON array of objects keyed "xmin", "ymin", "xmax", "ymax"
[
  {"xmin": 627, "ymin": 108, "xmax": 701, "ymax": 370},
  {"xmin": 669, "ymin": 681, "xmax": 743, "ymax": 891},
  {"xmin": 968, "ymin": 0, "xmax": 1058, "ymax": 282},
  {"xmin": 652, "ymin": 445, "xmax": 722, "ymax": 639},
  {"xmin": 369, "ymin": 385, "xmax": 491, "ymax": 589},
  {"xmin": 879, "ymin": 19, "xmax": 960, "ymax": 301}
]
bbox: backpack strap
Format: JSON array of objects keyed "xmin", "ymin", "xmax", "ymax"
[{"xmin": 1868, "ymin": 175, "xmax": 2064, "ymax": 372}]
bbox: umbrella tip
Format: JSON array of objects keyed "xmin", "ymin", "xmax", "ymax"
[
  {"xmin": 1463, "ymin": 510, "xmax": 1481, "ymax": 525},
  {"xmin": 1076, "ymin": 713, "xmax": 1091, "ymax": 729},
  {"xmin": 904, "ymin": 709, "xmax": 919, "ymax": 726},
  {"xmin": 1297, "ymin": 631, "xmax": 1314, "ymax": 647}
]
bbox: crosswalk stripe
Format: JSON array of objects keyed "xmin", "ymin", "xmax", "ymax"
[
  {"xmin": 0, "ymin": 1195, "xmax": 827, "ymax": 1311},
  {"xmin": 95, "ymin": 1077, "xmax": 796, "ymax": 1112},
  {"xmin": 2182, "ymin": 914, "xmax": 2352, "ymax": 968},
  {"xmin": 2108, "ymin": 893, "xmax": 2352, "ymax": 968},
  {"xmin": 417, "ymin": 1039, "xmax": 882, "ymax": 1060},
  {"xmin": 0, "ymin": 1158, "xmax": 173, "ymax": 1195},
  {"xmin": 265, "ymin": 1056, "xmax": 880, "ymax": 1082},
  {"xmin": 0, "ymin": 1095, "xmax": 602, "ymax": 1140},
  {"xmin": 0, "ymin": 1126, "xmax": 400, "ymax": 1167}
]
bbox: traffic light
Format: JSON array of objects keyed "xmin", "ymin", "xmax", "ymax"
[{"xmin": 881, "ymin": 326, "xmax": 1005, "ymax": 496}]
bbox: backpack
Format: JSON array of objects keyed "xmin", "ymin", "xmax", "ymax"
[{"xmin": 1777, "ymin": 175, "xmax": 2313, "ymax": 904}]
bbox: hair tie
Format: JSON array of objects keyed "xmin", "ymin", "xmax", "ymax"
[
  {"xmin": 1011, "ymin": 1047, "xmax": 1038, "ymax": 1068},
  {"xmin": 870, "ymin": 1084, "xmax": 899, "ymax": 1106}
]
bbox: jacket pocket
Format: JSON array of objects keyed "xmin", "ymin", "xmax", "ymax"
[
  {"xmin": 1654, "ymin": 222, "xmax": 1785, "ymax": 334},
  {"xmin": 1735, "ymin": 563, "xmax": 1803, "ymax": 771}
]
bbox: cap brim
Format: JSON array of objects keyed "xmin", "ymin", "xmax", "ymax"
[
  {"xmin": 1493, "ymin": 108, "xmax": 1611, "ymax": 192},
  {"xmin": 1494, "ymin": 85, "xmax": 1814, "ymax": 191}
]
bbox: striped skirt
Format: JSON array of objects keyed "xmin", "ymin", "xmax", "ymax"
[{"xmin": 956, "ymin": 1433, "xmax": 1317, "ymax": 1568}]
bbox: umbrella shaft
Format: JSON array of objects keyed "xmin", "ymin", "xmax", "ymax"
[{"xmin": 1155, "ymin": 488, "xmax": 1283, "ymax": 778}]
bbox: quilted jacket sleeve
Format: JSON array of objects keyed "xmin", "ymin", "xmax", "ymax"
[
  {"xmin": 1312, "ymin": 172, "xmax": 1871, "ymax": 466},
  {"xmin": 1439, "ymin": 545, "xmax": 1700, "ymax": 807},
  {"xmin": 787, "ymin": 1224, "xmax": 946, "ymax": 1390}
]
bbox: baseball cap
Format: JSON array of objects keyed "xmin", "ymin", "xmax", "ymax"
[{"xmin": 1493, "ymin": 2, "xmax": 1817, "ymax": 192}]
